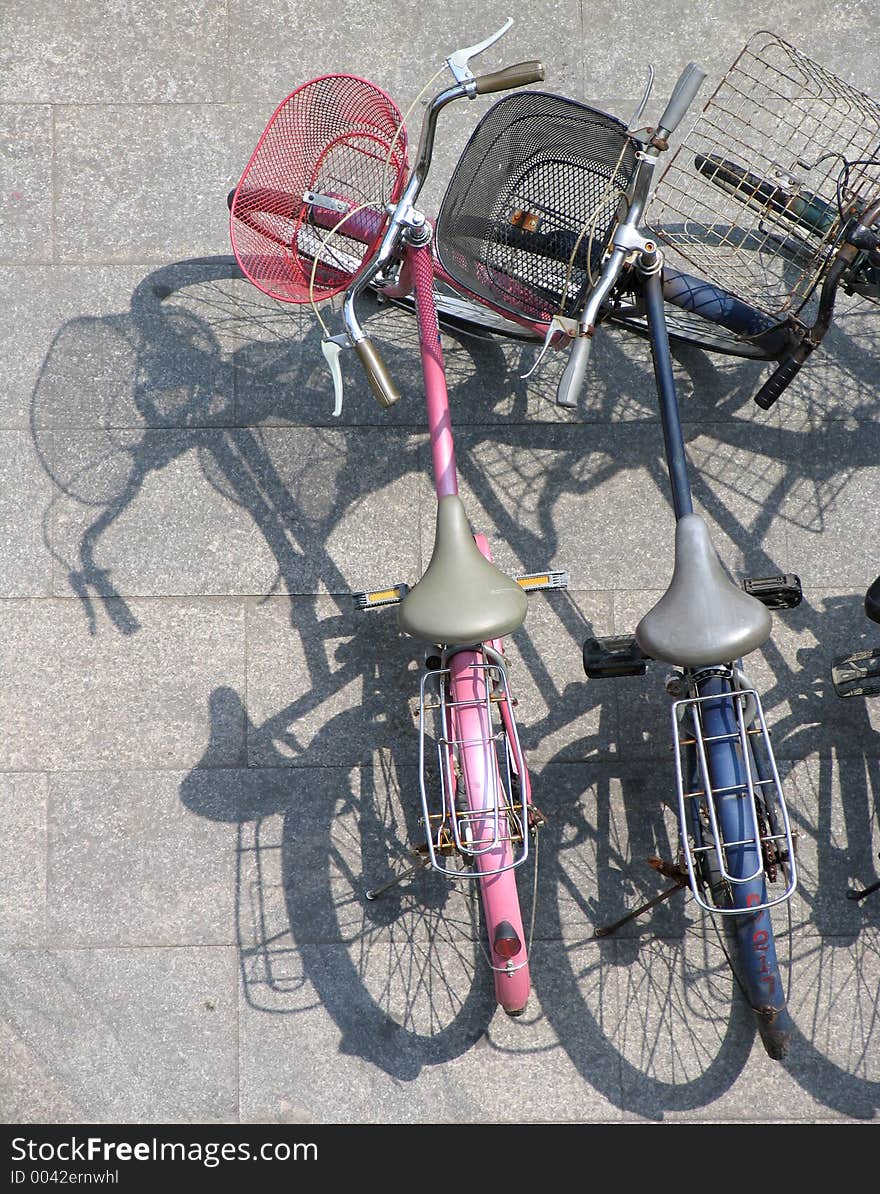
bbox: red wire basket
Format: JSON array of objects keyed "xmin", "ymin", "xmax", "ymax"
[{"xmin": 230, "ymin": 74, "xmax": 408, "ymax": 304}]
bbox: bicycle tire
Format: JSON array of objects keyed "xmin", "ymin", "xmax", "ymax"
[
  {"xmin": 279, "ymin": 760, "xmax": 500, "ymax": 1071},
  {"xmin": 609, "ymin": 268, "xmax": 791, "ymax": 360},
  {"xmin": 447, "ymin": 649, "xmax": 531, "ymax": 1015},
  {"xmin": 609, "ymin": 304, "xmax": 778, "ymax": 358},
  {"xmin": 415, "ymin": 267, "xmax": 787, "ymax": 359},
  {"xmin": 383, "ymin": 276, "xmax": 781, "ymax": 359},
  {"xmin": 689, "ymin": 674, "xmax": 793, "ymax": 1060}
]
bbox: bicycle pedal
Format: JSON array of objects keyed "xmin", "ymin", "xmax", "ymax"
[
  {"xmin": 514, "ymin": 569, "xmax": 569, "ymax": 592},
  {"xmin": 583, "ymin": 634, "xmax": 650, "ymax": 678},
  {"xmin": 741, "ymin": 573, "xmax": 802, "ymax": 609},
  {"xmin": 831, "ymin": 648, "xmax": 880, "ymax": 698},
  {"xmin": 352, "ymin": 583, "xmax": 410, "ymax": 610}
]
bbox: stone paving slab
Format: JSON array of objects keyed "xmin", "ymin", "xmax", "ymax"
[
  {"xmin": 237, "ymin": 940, "xmax": 624, "ymax": 1123},
  {"xmin": 0, "ymin": 106, "xmax": 53, "ymax": 265},
  {"xmin": 423, "ymin": 422, "xmax": 788, "ymax": 590},
  {"xmin": 0, "ymin": 431, "xmax": 54, "ymax": 596},
  {"xmin": 53, "ymin": 105, "xmax": 246, "ymax": 263},
  {"xmin": 0, "ymin": 598, "xmax": 245, "ymax": 770},
  {"xmin": 0, "ymin": 1, "xmax": 229, "ymax": 104},
  {"xmin": 47, "ymin": 770, "xmax": 238, "ymax": 948},
  {"xmin": 0, "ymin": 947, "xmax": 238, "ymax": 1123},
  {"xmin": 20, "ymin": 263, "xmax": 242, "ymax": 434},
  {"xmin": 48, "ymin": 427, "xmax": 423, "ymax": 597},
  {"xmin": 0, "ymin": 774, "xmax": 48, "ymax": 949}
]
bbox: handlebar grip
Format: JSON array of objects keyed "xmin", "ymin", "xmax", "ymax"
[
  {"xmin": 556, "ymin": 335, "xmax": 592, "ymax": 408},
  {"xmin": 657, "ymin": 62, "xmax": 707, "ymax": 135},
  {"xmin": 355, "ymin": 338, "xmax": 401, "ymax": 408},
  {"xmin": 753, "ymin": 355, "xmax": 803, "ymax": 410},
  {"xmin": 474, "ymin": 60, "xmax": 544, "ymax": 95}
]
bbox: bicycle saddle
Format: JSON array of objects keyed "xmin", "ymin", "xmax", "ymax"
[
  {"xmin": 635, "ymin": 512, "xmax": 771, "ymax": 666},
  {"xmin": 398, "ymin": 495, "xmax": 528, "ymax": 645}
]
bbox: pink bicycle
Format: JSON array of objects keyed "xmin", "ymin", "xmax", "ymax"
[{"xmin": 229, "ymin": 23, "xmax": 562, "ymax": 1014}]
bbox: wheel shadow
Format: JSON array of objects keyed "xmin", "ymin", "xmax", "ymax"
[{"xmin": 180, "ymin": 671, "xmax": 498, "ymax": 1079}]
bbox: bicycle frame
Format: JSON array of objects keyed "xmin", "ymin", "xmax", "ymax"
[{"xmin": 405, "ymin": 239, "xmax": 534, "ymax": 1009}]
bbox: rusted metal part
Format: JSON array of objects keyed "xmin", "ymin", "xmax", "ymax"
[
  {"xmin": 527, "ymin": 804, "xmax": 548, "ymax": 832},
  {"xmin": 754, "ymin": 801, "xmax": 778, "ymax": 882},
  {"xmin": 594, "ymin": 856, "xmax": 689, "ymax": 938}
]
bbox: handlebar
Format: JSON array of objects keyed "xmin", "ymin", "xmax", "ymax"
[
  {"xmin": 554, "ymin": 59, "xmax": 706, "ymax": 408},
  {"xmin": 554, "ymin": 244, "xmax": 629, "ymax": 407},
  {"xmin": 346, "ymin": 55, "xmax": 545, "ymax": 408},
  {"xmin": 753, "ymin": 353, "xmax": 806, "ymax": 410},
  {"xmin": 656, "ymin": 61, "xmax": 707, "ymax": 136},
  {"xmin": 556, "ymin": 336, "xmax": 592, "ymax": 408},
  {"xmin": 753, "ymin": 241, "xmax": 853, "ymax": 409},
  {"xmin": 474, "ymin": 60, "xmax": 544, "ymax": 94},
  {"xmin": 355, "ymin": 337, "xmax": 401, "ymax": 408}
]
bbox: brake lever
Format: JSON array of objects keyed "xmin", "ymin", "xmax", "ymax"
[
  {"xmin": 521, "ymin": 314, "xmax": 578, "ymax": 380},
  {"xmin": 628, "ymin": 65, "xmax": 655, "ymax": 130},
  {"xmin": 321, "ymin": 334, "xmax": 349, "ymax": 417},
  {"xmin": 446, "ymin": 17, "xmax": 513, "ymax": 83}
]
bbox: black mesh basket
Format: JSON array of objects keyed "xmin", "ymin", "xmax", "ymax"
[{"xmin": 436, "ymin": 92, "xmax": 637, "ymax": 322}]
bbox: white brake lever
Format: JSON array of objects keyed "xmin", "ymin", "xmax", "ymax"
[
  {"xmin": 446, "ymin": 18, "xmax": 513, "ymax": 83},
  {"xmin": 521, "ymin": 314, "xmax": 578, "ymax": 380},
  {"xmin": 321, "ymin": 335, "xmax": 348, "ymax": 417}
]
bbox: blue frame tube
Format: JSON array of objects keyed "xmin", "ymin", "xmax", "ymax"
[{"xmin": 643, "ymin": 268, "xmax": 694, "ymax": 520}]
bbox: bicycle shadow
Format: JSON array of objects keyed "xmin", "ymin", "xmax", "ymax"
[
  {"xmin": 30, "ymin": 257, "xmax": 544, "ymax": 1079},
  {"xmin": 29, "ymin": 254, "xmax": 880, "ymax": 1107}
]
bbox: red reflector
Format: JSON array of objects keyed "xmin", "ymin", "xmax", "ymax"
[{"xmin": 493, "ymin": 921, "xmax": 522, "ymax": 960}]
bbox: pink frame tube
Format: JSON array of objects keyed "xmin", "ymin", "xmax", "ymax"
[{"xmin": 411, "ymin": 243, "xmax": 459, "ymax": 499}]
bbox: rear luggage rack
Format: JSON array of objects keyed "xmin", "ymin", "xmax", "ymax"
[
  {"xmin": 672, "ymin": 681, "xmax": 797, "ymax": 912},
  {"xmin": 417, "ymin": 647, "xmax": 530, "ymax": 878}
]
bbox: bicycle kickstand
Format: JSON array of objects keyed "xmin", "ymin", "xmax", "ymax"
[
  {"xmin": 365, "ymin": 850, "xmax": 432, "ymax": 901},
  {"xmin": 594, "ymin": 857, "xmax": 689, "ymax": 937}
]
